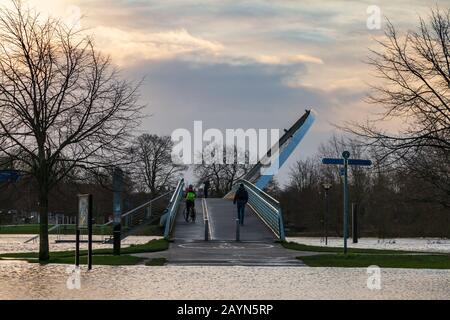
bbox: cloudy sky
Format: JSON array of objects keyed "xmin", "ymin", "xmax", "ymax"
[{"xmin": 1, "ymin": 0, "xmax": 448, "ymax": 184}]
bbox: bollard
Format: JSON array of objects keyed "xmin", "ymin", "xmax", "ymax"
[
  {"xmin": 236, "ymin": 219, "xmax": 240, "ymax": 242},
  {"xmin": 87, "ymin": 194, "xmax": 93, "ymax": 270},
  {"xmin": 204, "ymin": 219, "xmax": 209, "ymax": 241},
  {"xmin": 352, "ymin": 203, "xmax": 358, "ymax": 244},
  {"xmin": 75, "ymin": 229, "xmax": 80, "ymax": 267},
  {"xmin": 113, "ymin": 224, "xmax": 121, "ymax": 256}
]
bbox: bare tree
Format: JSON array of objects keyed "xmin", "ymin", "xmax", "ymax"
[
  {"xmin": 131, "ymin": 134, "xmax": 185, "ymax": 196},
  {"xmin": 0, "ymin": 1, "xmax": 142, "ymax": 260},
  {"xmin": 263, "ymin": 178, "xmax": 281, "ymax": 198},
  {"xmin": 346, "ymin": 8, "xmax": 450, "ymax": 207},
  {"xmin": 289, "ymin": 158, "xmax": 320, "ymax": 192},
  {"xmin": 194, "ymin": 145, "xmax": 250, "ymax": 196}
]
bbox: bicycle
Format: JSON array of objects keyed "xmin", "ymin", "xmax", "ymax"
[{"xmin": 184, "ymin": 205, "xmax": 196, "ymax": 223}]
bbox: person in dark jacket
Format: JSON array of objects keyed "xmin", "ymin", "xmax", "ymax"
[
  {"xmin": 233, "ymin": 184, "xmax": 249, "ymax": 226},
  {"xmin": 203, "ymin": 180, "xmax": 211, "ymax": 199}
]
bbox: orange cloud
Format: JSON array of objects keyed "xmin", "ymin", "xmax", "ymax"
[
  {"xmin": 257, "ymin": 54, "xmax": 324, "ymax": 65},
  {"xmin": 91, "ymin": 27, "xmax": 224, "ymax": 65}
]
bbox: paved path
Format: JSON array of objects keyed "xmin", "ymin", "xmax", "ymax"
[
  {"xmin": 205, "ymin": 198, "xmax": 275, "ymax": 242},
  {"xmin": 136, "ymin": 198, "xmax": 306, "ymax": 266},
  {"xmin": 172, "ymin": 199, "xmax": 205, "ymax": 241},
  {"xmin": 139, "ymin": 240, "xmax": 310, "ymax": 266}
]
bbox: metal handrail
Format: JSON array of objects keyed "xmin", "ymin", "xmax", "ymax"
[
  {"xmin": 103, "ymin": 191, "xmax": 172, "ymax": 227},
  {"xmin": 24, "ymin": 224, "xmax": 59, "ymax": 244},
  {"xmin": 163, "ymin": 178, "xmax": 185, "ymax": 239},
  {"xmin": 240, "ymin": 179, "xmax": 280, "ymax": 208},
  {"xmin": 21, "ymin": 192, "xmax": 173, "ymax": 244},
  {"xmin": 232, "ymin": 179, "xmax": 286, "ymax": 241}
]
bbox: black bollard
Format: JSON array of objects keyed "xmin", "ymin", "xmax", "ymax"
[
  {"xmin": 236, "ymin": 219, "xmax": 240, "ymax": 242},
  {"xmin": 87, "ymin": 195, "xmax": 93, "ymax": 270},
  {"xmin": 352, "ymin": 203, "xmax": 358, "ymax": 244},
  {"xmin": 75, "ymin": 229, "xmax": 80, "ymax": 267},
  {"xmin": 204, "ymin": 219, "xmax": 209, "ymax": 241},
  {"xmin": 113, "ymin": 224, "xmax": 121, "ymax": 255}
]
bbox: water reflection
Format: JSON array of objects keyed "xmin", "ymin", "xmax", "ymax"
[{"xmin": 1, "ymin": 262, "xmax": 449, "ymax": 300}]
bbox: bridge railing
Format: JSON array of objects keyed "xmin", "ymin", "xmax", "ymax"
[
  {"xmin": 232, "ymin": 180, "xmax": 286, "ymax": 241},
  {"xmin": 161, "ymin": 178, "xmax": 185, "ymax": 239},
  {"xmin": 99, "ymin": 191, "xmax": 172, "ymax": 240},
  {"xmin": 50, "ymin": 192, "xmax": 172, "ymax": 243}
]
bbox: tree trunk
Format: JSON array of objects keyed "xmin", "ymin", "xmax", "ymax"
[{"xmin": 38, "ymin": 191, "xmax": 50, "ymax": 261}]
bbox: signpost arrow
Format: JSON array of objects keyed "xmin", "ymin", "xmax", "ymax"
[
  {"xmin": 0, "ymin": 170, "xmax": 21, "ymax": 183},
  {"xmin": 322, "ymin": 152, "xmax": 372, "ymax": 254},
  {"xmin": 322, "ymin": 159, "xmax": 373, "ymax": 166},
  {"xmin": 348, "ymin": 159, "xmax": 372, "ymax": 166},
  {"xmin": 322, "ymin": 158, "xmax": 344, "ymax": 165}
]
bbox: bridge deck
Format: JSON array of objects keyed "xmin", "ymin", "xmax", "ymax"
[
  {"xmin": 144, "ymin": 198, "xmax": 305, "ymax": 266},
  {"xmin": 173, "ymin": 199, "xmax": 205, "ymax": 241},
  {"xmin": 173, "ymin": 198, "xmax": 275, "ymax": 241},
  {"xmin": 205, "ymin": 198, "xmax": 275, "ymax": 241}
]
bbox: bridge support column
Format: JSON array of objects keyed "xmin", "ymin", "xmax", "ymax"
[{"xmin": 113, "ymin": 224, "xmax": 121, "ymax": 255}]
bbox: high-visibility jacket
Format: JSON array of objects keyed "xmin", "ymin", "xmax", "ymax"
[{"xmin": 186, "ymin": 191, "xmax": 196, "ymax": 201}]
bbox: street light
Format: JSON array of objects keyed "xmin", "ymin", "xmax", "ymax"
[{"xmin": 322, "ymin": 183, "xmax": 332, "ymax": 246}]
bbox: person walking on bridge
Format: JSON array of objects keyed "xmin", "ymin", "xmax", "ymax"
[
  {"xmin": 233, "ymin": 184, "xmax": 248, "ymax": 226},
  {"xmin": 203, "ymin": 180, "xmax": 211, "ymax": 198}
]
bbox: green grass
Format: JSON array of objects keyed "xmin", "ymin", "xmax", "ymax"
[
  {"xmin": 0, "ymin": 253, "xmax": 144, "ymax": 266},
  {"xmin": 282, "ymin": 241, "xmax": 423, "ymax": 255},
  {"xmin": 145, "ymin": 257, "xmax": 167, "ymax": 266},
  {"xmin": 0, "ymin": 224, "xmax": 48, "ymax": 234},
  {"xmin": 90, "ymin": 238, "xmax": 170, "ymax": 255},
  {"xmin": 131, "ymin": 224, "xmax": 165, "ymax": 236},
  {"xmin": 0, "ymin": 224, "xmax": 112, "ymax": 235},
  {"xmin": 0, "ymin": 239, "xmax": 170, "ymax": 266},
  {"xmin": 299, "ymin": 253, "xmax": 450, "ymax": 269}
]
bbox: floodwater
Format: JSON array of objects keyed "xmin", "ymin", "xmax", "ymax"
[
  {"xmin": 287, "ymin": 237, "xmax": 450, "ymax": 253},
  {"xmin": 0, "ymin": 236, "xmax": 449, "ymax": 299},
  {"xmin": 0, "ymin": 261, "xmax": 449, "ymax": 299}
]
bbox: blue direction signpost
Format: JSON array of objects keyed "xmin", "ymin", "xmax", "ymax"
[
  {"xmin": 322, "ymin": 152, "xmax": 372, "ymax": 254},
  {"xmin": 0, "ymin": 170, "xmax": 21, "ymax": 183}
]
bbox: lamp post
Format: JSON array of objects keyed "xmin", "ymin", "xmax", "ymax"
[{"xmin": 322, "ymin": 183, "xmax": 332, "ymax": 246}]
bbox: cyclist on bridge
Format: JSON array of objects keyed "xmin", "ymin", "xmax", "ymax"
[{"xmin": 185, "ymin": 185, "xmax": 197, "ymax": 222}]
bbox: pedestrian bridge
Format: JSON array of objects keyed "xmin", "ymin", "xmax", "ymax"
[
  {"xmin": 164, "ymin": 179, "xmax": 285, "ymax": 243},
  {"xmin": 161, "ymin": 110, "xmax": 315, "ymax": 243},
  {"xmin": 113, "ymin": 110, "xmax": 315, "ymax": 244},
  {"xmin": 132, "ymin": 179, "xmax": 305, "ymax": 266},
  {"xmin": 107, "ymin": 110, "xmax": 315, "ymax": 265}
]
